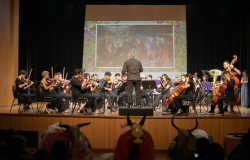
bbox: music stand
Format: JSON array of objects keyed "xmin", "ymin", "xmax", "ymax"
[
  {"xmin": 142, "ymin": 80, "xmax": 157, "ymax": 90},
  {"xmin": 142, "ymin": 81, "xmax": 157, "ymax": 108},
  {"xmin": 31, "ymin": 81, "xmax": 40, "ymax": 90},
  {"xmin": 118, "ymin": 82, "xmax": 127, "ymax": 107},
  {"xmin": 201, "ymin": 70, "xmax": 213, "ymax": 112}
]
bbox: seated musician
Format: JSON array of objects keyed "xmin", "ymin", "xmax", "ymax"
[
  {"xmin": 82, "ymin": 73, "xmax": 102, "ymax": 111},
  {"xmin": 70, "ymin": 69, "xmax": 96, "ymax": 112},
  {"xmin": 169, "ymin": 74, "xmax": 195, "ymax": 115},
  {"xmin": 201, "ymin": 75, "xmax": 213, "ymax": 105},
  {"xmin": 52, "ymin": 72, "xmax": 72, "ymax": 110},
  {"xmin": 112, "ymin": 73, "xmax": 123, "ymax": 95},
  {"xmin": 91, "ymin": 73, "xmax": 100, "ymax": 95},
  {"xmin": 40, "ymin": 71, "xmax": 67, "ymax": 113},
  {"xmin": 139, "ymin": 75, "xmax": 152, "ymax": 107},
  {"xmin": 202, "ymin": 75, "xmax": 208, "ymax": 83},
  {"xmin": 98, "ymin": 71, "xmax": 117, "ymax": 112},
  {"xmin": 221, "ymin": 61, "xmax": 241, "ymax": 112},
  {"xmin": 15, "ymin": 70, "xmax": 35, "ymax": 111},
  {"xmin": 118, "ymin": 75, "xmax": 127, "ymax": 107},
  {"xmin": 208, "ymin": 71, "xmax": 235, "ymax": 114},
  {"xmin": 155, "ymin": 74, "xmax": 171, "ymax": 109}
]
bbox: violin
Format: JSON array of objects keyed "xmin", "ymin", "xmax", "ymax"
[
  {"xmin": 165, "ymin": 72, "xmax": 198, "ymax": 105},
  {"xmin": 47, "ymin": 78, "xmax": 57, "ymax": 84},
  {"xmin": 21, "ymin": 78, "xmax": 32, "ymax": 84},
  {"xmin": 22, "ymin": 68, "xmax": 33, "ymax": 84},
  {"xmin": 107, "ymin": 79, "xmax": 113, "ymax": 83},
  {"xmin": 77, "ymin": 76, "xmax": 87, "ymax": 82}
]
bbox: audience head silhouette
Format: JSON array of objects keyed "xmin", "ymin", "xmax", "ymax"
[
  {"xmin": 50, "ymin": 141, "xmax": 68, "ymax": 160},
  {"xmin": 32, "ymin": 149, "xmax": 49, "ymax": 160},
  {"xmin": 9, "ymin": 135, "xmax": 26, "ymax": 156},
  {"xmin": 207, "ymin": 142, "xmax": 224, "ymax": 160}
]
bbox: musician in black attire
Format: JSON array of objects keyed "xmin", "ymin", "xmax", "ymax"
[
  {"xmin": 221, "ymin": 61, "xmax": 241, "ymax": 112},
  {"xmin": 122, "ymin": 52, "xmax": 143, "ymax": 108},
  {"xmin": 15, "ymin": 70, "xmax": 35, "ymax": 111},
  {"xmin": 98, "ymin": 71, "xmax": 117, "ymax": 112},
  {"xmin": 155, "ymin": 74, "xmax": 171, "ymax": 109},
  {"xmin": 208, "ymin": 71, "xmax": 236, "ymax": 114},
  {"xmin": 169, "ymin": 73, "xmax": 195, "ymax": 115},
  {"xmin": 83, "ymin": 73, "xmax": 102, "ymax": 111},
  {"xmin": 53, "ymin": 72, "xmax": 71, "ymax": 109},
  {"xmin": 70, "ymin": 68, "xmax": 96, "ymax": 111},
  {"xmin": 40, "ymin": 71, "xmax": 66, "ymax": 113}
]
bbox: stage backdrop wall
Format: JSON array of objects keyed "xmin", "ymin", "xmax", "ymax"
[
  {"xmin": 18, "ymin": 1, "xmax": 250, "ymax": 107},
  {"xmin": 0, "ymin": 0, "xmax": 19, "ymax": 106}
]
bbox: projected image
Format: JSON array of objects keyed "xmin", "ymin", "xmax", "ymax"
[
  {"xmin": 96, "ymin": 25, "xmax": 174, "ymax": 68},
  {"xmin": 83, "ymin": 21, "xmax": 186, "ymax": 74}
]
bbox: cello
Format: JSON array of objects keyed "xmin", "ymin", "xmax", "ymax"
[
  {"xmin": 211, "ymin": 55, "xmax": 240, "ymax": 105},
  {"xmin": 165, "ymin": 72, "xmax": 198, "ymax": 105}
]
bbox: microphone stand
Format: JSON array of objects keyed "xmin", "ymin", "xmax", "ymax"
[{"xmin": 197, "ymin": 79, "xmax": 204, "ymax": 115}]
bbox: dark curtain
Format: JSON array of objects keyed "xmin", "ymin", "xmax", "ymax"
[
  {"xmin": 19, "ymin": 0, "xmax": 85, "ymax": 81},
  {"xmin": 186, "ymin": 4, "xmax": 250, "ymax": 107}
]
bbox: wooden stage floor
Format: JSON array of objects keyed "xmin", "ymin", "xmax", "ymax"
[{"xmin": 0, "ymin": 104, "xmax": 250, "ymax": 151}]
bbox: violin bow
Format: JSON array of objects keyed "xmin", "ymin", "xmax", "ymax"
[
  {"xmin": 65, "ymin": 73, "xmax": 68, "ymax": 80},
  {"xmin": 27, "ymin": 68, "xmax": 33, "ymax": 81},
  {"xmin": 63, "ymin": 67, "xmax": 65, "ymax": 80}
]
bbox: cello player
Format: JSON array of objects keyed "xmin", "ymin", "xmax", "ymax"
[
  {"xmin": 221, "ymin": 61, "xmax": 241, "ymax": 112},
  {"xmin": 208, "ymin": 71, "xmax": 235, "ymax": 115}
]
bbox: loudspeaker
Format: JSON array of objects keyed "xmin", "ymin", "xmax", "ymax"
[{"xmin": 119, "ymin": 107, "xmax": 154, "ymax": 116}]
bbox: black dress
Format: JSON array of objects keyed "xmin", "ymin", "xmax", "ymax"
[
  {"xmin": 170, "ymin": 80, "xmax": 194, "ymax": 113},
  {"xmin": 41, "ymin": 83, "xmax": 66, "ymax": 113}
]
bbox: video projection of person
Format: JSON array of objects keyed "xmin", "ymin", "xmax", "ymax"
[{"xmin": 96, "ymin": 25, "xmax": 173, "ymax": 68}]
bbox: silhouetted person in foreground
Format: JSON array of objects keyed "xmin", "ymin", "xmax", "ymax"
[
  {"xmin": 32, "ymin": 149, "xmax": 48, "ymax": 160},
  {"xmin": 5, "ymin": 135, "xmax": 32, "ymax": 160},
  {"xmin": 50, "ymin": 141, "xmax": 68, "ymax": 160},
  {"xmin": 207, "ymin": 142, "xmax": 224, "ymax": 160}
]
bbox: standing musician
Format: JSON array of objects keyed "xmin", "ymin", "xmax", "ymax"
[
  {"xmin": 53, "ymin": 72, "xmax": 72, "ymax": 110},
  {"xmin": 221, "ymin": 61, "xmax": 241, "ymax": 112},
  {"xmin": 208, "ymin": 71, "xmax": 235, "ymax": 114},
  {"xmin": 70, "ymin": 68, "xmax": 96, "ymax": 112},
  {"xmin": 155, "ymin": 74, "xmax": 171, "ymax": 109},
  {"xmin": 40, "ymin": 71, "xmax": 67, "ymax": 113},
  {"xmin": 169, "ymin": 74, "xmax": 195, "ymax": 115},
  {"xmin": 15, "ymin": 70, "xmax": 35, "ymax": 111},
  {"xmin": 98, "ymin": 71, "xmax": 117, "ymax": 112},
  {"xmin": 122, "ymin": 52, "xmax": 143, "ymax": 108}
]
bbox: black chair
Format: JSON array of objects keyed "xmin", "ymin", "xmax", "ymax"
[
  {"xmin": 36, "ymin": 86, "xmax": 56, "ymax": 113},
  {"xmin": 10, "ymin": 85, "xmax": 23, "ymax": 112},
  {"xmin": 181, "ymin": 97, "xmax": 197, "ymax": 115},
  {"xmin": 70, "ymin": 90, "xmax": 88, "ymax": 114}
]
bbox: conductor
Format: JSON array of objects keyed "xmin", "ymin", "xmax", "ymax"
[{"xmin": 122, "ymin": 52, "xmax": 143, "ymax": 108}]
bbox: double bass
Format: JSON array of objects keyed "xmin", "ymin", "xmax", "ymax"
[
  {"xmin": 165, "ymin": 73, "xmax": 198, "ymax": 105},
  {"xmin": 211, "ymin": 55, "xmax": 240, "ymax": 105}
]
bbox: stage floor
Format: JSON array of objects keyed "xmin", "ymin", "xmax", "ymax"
[{"xmin": 1, "ymin": 103, "xmax": 250, "ymax": 117}]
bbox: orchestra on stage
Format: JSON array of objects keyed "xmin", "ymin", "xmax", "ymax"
[{"xmin": 14, "ymin": 54, "xmax": 246, "ymax": 115}]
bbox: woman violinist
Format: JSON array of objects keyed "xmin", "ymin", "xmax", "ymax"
[
  {"xmin": 40, "ymin": 71, "xmax": 67, "ymax": 113},
  {"xmin": 169, "ymin": 73, "xmax": 195, "ymax": 115},
  {"xmin": 15, "ymin": 70, "xmax": 35, "ymax": 111}
]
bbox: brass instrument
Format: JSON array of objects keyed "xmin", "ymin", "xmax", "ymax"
[{"xmin": 209, "ymin": 69, "xmax": 222, "ymax": 95}]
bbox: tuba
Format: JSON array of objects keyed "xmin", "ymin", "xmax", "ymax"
[{"xmin": 209, "ymin": 69, "xmax": 222, "ymax": 95}]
